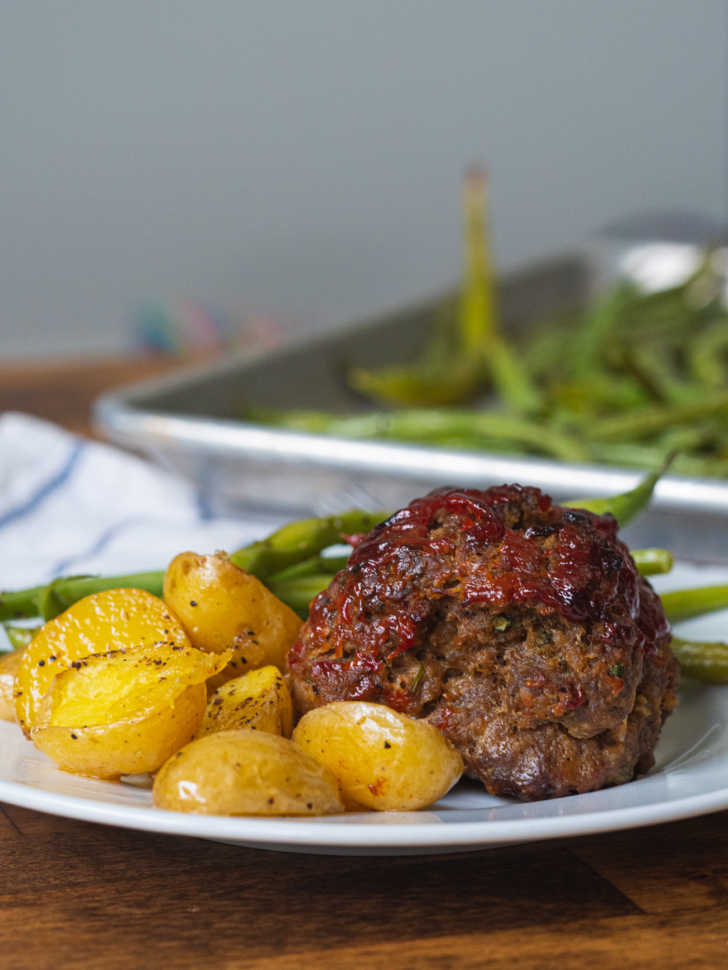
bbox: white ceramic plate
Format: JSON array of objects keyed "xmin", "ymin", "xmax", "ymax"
[{"xmin": 1, "ymin": 562, "xmax": 727, "ymax": 856}]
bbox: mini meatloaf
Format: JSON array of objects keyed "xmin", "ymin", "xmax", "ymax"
[{"xmin": 287, "ymin": 485, "xmax": 679, "ymax": 800}]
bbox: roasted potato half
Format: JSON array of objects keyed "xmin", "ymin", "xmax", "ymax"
[
  {"xmin": 163, "ymin": 552, "xmax": 302, "ymax": 671},
  {"xmin": 153, "ymin": 729, "xmax": 345, "ymax": 816},
  {"xmin": 198, "ymin": 665, "xmax": 293, "ymax": 739},
  {"xmin": 0, "ymin": 649, "xmax": 24, "ymax": 722},
  {"xmin": 14, "ymin": 588, "xmax": 190, "ymax": 736},
  {"xmin": 31, "ymin": 644, "xmax": 230, "ymax": 778},
  {"xmin": 293, "ymin": 702, "xmax": 463, "ymax": 811}
]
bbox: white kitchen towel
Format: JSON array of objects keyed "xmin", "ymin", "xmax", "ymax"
[{"xmin": 0, "ymin": 412, "xmax": 286, "ymax": 589}]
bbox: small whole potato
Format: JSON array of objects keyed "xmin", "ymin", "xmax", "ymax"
[
  {"xmin": 163, "ymin": 552, "xmax": 302, "ymax": 671},
  {"xmin": 198, "ymin": 665, "xmax": 293, "ymax": 739},
  {"xmin": 293, "ymin": 702, "xmax": 463, "ymax": 811},
  {"xmin": 153, "ymin": 729, "xmax": 345, "ymax": 816}
]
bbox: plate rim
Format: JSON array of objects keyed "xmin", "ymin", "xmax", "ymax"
[{"xmin": 1, "ymin": 766, "xmax": 727, "ymax": 850}]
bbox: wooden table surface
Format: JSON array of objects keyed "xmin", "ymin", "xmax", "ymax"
[{"xmin": 1, "ymin": 356, "xmax": 727, "ymax": 970}]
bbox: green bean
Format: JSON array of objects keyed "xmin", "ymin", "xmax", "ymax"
[
  {"xmin": 422, "ymin": 298, "xmax": 461, "ymax": 363},
  {"xmin": 0, "ymin": 584, "xmax": 45, "ymax": 623},
  {"xmin": 266, "ymin": 574, "xmax": 335, "ymax": 618},
  {"xmin": 631, "ymin": 548, "xmax": 674, "ymax": 576},
  {"xmin": 460, "ymin": 167, "xmax": 495, "ymax": 354},
  {"xmin": 549, "ymin": 375, "xmax": 649, "ymax": 418},
  {"xmin": 565, "ymin": 458, "xmax": 671, "ymax": 527},
  {"xmin": 660, "ymin": 585, "xmax": 728, "ymax": 622},
  {"xmin": 269, "ymin": 553, "xmax": 351, "ymax": 582},
  {"xmin": 671, "ymin": 636, "xmax": 728, "ymax": 684},
  {"xmin": 520, "ymin": 321, "xmax": 574, "ymax": 380},
  {"xmin": 253, "ymin": 408, "xmax": 588, "ymax": 463},
  {"xmin": 348, "ymin": 357, "xmax": 482, "ymax": 408},
  {"xmin": 612, "ymin": 254, "xmax": 716, "ymax": 330},
  {"xmin": 568, "ymin": 284, "xmax": 634, "ymax": 373},
  {"xmin": 487, "ymin": 335, "xmax": 542, "ymax": 415},
  {"xmin": 0, "ymin": 571, "xmax": 165, "ymax": 623},
  {"xmin": 586, "ymin": 442, "xmax": 728, "ymax": 479},
  {"xmin": 460, "ymin": 170, "xmax": 540, "ymax": 413},
  {"xmin": 586, "ymin": 392, "xmax": 728, "ymax": 442},
  {"xmin": 656, "ymin": 424, "xmax": 715, "ymax": 453},
  {"xmin": 229, "ymin": 510, "xmax": 386, "ymax": 578},
  {"xmin": 618, "ymin": 345, "xmax": 701, "ymax": 407},
  {"xmin": 689, "ymin": 317, "xmax": 728, "ymax": 388}
]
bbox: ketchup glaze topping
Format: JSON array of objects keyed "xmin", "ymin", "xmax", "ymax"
[{"xmin": 288, "ymin": 485, "xmax": 670, "ymax": 695}]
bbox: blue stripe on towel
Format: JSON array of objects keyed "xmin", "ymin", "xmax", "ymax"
[
  {"xmin": 196, "ymin": 460, "xmax": 214, "ymax": 520},
  {"xmin": 196, "ymin": 489, "xmax": 213, "ymax": 521},
  {"xmin": 50, "ymin": 516, "xmax": 141, "ymax": 577},
  {"xmin": 0, "ymin": 441, "xmax": 85, "ymax": 532}
]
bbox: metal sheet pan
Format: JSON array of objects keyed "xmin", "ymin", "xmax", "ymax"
[{"xmin": 94, "ymin": 253, "xmax": 728, "ymax": 562}]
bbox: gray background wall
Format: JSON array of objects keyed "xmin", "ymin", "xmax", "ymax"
[{"xmin": 0, "ymin": 1, "xmax": 725, "ymax": 357}]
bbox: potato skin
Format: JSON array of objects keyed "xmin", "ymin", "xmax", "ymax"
[
  {"xmin": 293, "ymin": 702, "xmax": 463, "ymax": 811},
  {"xmin": 163, "ymin": 552, "xmax": 302, "ymax": 671},
  {"xmin": 0, "ymin": 650, "xmax": 24, "ymax": 722},
  {"xmin": 32, "ymin": 683, "xmax": 207, "ymax": 778},
  {"xmin": 198, "ymin": 665, "xmax": 293, "ymax": 739},
  {"xmin": 14, "ymin": 588, "xmax": 190, "ymax": 736},
  {"xmin": 153, "ymin": 729, "xmax": 345, "ymax": 816}
]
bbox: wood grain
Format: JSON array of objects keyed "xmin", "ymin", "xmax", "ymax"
[
  {"xmin": 0, "ymin": 355, "xmax": 182, "ymax": 437},
  {"xmin": 0, "ymin": 804, "xmax": 726, "ymax": 970},
  {"xmin": 1, "ymin": 357, "xmax": 727, "ymax": 969}
]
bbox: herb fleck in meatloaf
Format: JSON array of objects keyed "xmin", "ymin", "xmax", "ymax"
[{"xmin": 287, "ymin": 486, "xmax": 679, "ymax": 800}]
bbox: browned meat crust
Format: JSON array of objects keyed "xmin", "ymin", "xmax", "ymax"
[{"xmin": 287, "ymin": 486, "xmax": 678, "ymax": 800}]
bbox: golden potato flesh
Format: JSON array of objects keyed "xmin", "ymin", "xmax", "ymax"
[
  {"xmin": 33, "ymin": 685, "xmax": 206, "ymax": 779},
  {"xmin": 153, "ymin": 729, "xmax": 345, "ymax": 816},
  {"xmin": 31, "ymin": 645, "xmax": 229, "ymax": 778},
  {"xmin": 14, "ymin": 588, "xmax": 190, "ymax": 736},
  {"xmin": 0, "ymin": 650, "xmax": 24, "ymax": 722},
  {"xmin": 163, "ymin": 552, "xmax": 302, "ymax": 669},
  {"xmin": 293, "ymin": 702, "xmax": 463, "ymax": 811},
  {"xmin": 198, "ymin": 665, "xmax": 293, "ymax": 739}
]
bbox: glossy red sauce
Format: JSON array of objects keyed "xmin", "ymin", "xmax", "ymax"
[{"xmin": 290, "ymin": 486, "xmax": 669, "ymax": 698}]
